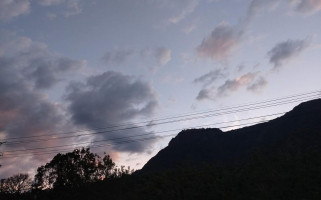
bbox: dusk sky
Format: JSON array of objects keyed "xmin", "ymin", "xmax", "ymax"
[{"xmin": 0, "ymin": 0, "xmax": 321, "ymax": 178}]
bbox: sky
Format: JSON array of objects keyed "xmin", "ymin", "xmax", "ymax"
[{"xmin": 0, "ymin": 0, "xmax": 321, "ymax": 178}]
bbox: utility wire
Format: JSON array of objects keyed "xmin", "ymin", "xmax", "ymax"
[
  {"xmin": 0, "ymin": 94, "xmax": 320, "ymax": 159},
  {"xmin": 3, "ymin": 94, "xmax": 319, "ymax": 145},
  {"xmin": 2, "ymin": 90, "xmax": 320, "ymax": 142},
  {"xmin": 1, "ymin": 119, "xmax": 272, "ymax": 159},
  {"xmin": 2, "ymin": 107, "xmax": 314, "ymax": 159},
  {"xmin": 3, "ymin": 112, "xmax": 284, "ymax": 154}
]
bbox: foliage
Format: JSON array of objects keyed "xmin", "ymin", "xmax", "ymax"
[
  {"xmin": 2, "ymin": 149, "xmax": 318, "ymax": 200},
  {"xmin": 0, "ymin": 174, "xmax": 32, "ymax": 194},
  {"xmin": 33, "ymin": 148, "xmax": 116, "ymax": 189},
  {"xmin": 111, "ymin": 165, "xmax": 134, "ymax": 178}
]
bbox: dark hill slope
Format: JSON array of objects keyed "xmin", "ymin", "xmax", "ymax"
[{"xmin": 140, "ymin": 99, "xmax": 321, "ymax": 173}]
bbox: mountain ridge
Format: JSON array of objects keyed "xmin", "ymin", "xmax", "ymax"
[{"xmin": 139, "ymin": 99, "xmax": 321, "ymax": 173}]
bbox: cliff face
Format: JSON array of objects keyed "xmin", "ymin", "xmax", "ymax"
[{"xmin": 140, "ymin": 99, "xmax": 321, "ymax": 173}]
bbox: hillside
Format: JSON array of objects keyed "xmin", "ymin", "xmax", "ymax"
[{"xmin": 140, "ymin": 99, "xmax": 321, "ymax": 173}]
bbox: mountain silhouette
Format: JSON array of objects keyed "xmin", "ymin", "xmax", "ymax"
[
  {"xmin": 140, "ymin": 99, "xmax": 321, "ymax": 173},
  {"xmin": 3, "ymin": 99, "xmax": 321, "ymax": 200}
]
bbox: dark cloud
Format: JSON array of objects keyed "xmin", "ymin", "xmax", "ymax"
[
  {"xmin": 102, "ymin": 49, "xmax": 135, "ymax": 65},
  {"xmin": 196, "ymin": 87, "xmax": 214, "ymax": 101},
  {"xmin": 0, "ymin": 37, "xmax": 85, "ymax": 89},
  {"xmin": 0, "ymin": 70, "xmax": 65, "ymax": 139},
  {"xmin": 193, "ymin": 69, "xmax": 227, "ymax": 87},
  {"xmin": 196, "ymin": 23, "xmax": 243, "ymax": 61},
  {"xmin": 292, "ymin": 0, "xmax": 321, "ymax": 15},
  {"xmin": 0, "ymin": 0, "xmax": 30, "ymax": 22},
  {"xmin": 0, "ymin": 54, "xmax": 70, "ymax": 178},
  {"xmin": 66, "ymin": 71, "xmax": 158, "ymax": 152},
  {"xmin": 0, "ymin": 36, "xmax": 86, "ymax": 177},
  {"xmin": 27, "ymin": 56, "xmax": 85, "ymax": 89},
  {"xmin": 267, "ymin": 38, "xmax": 309, "ymax": 68}
]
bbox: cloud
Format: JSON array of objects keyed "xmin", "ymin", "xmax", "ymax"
[
  {"xmin": 245, "ymin": 0, "xmax": 280, "ymax": 24},
  {"xmin": 196, "ymin": 72, "xmax": 267, "ymax": 101},
  {"xmin": 196, "ymin": 87, "xmax": 215, "ymax": 101},
  {"xmin": 196, "ymin": 23, "xmax": 243, "ymax": 61},
  {"xmin": 102, "ymin": 49, "xmax": 135, "ymax": 65},
  {"xmin": 0, "ymin": 35, "xmax": 85, "ymax": 138},
  {"xmin": 0, "ymin": 68, "xmax": 66, "ymax": 140},
  {"xmin": 30, "ymin": 57, "xmax": 85, "ymax": 89},
  {"xmin": 0, "ymin": 35, "xmax": 159, "ymax": 177},
  {"xmin": 65, "ymin": 71, "xmax": 158, "ymax": 152},
  {"xmin": 153, "ymin": 0, "xmax": 199, "ymax": 26},
  {"xmin": 217, "ymin": 72, "xmax": 258, "ymax": 97},
  {"xmin": 193, "ymin": 69, "xmax": 227, "ymax": 87},
  {"xmin": 196, "ymin": 0, "xmax": 281, "ymax": 61},
  {"xmin": 168, "ymin": 0, "xmax": 200, "ymax": 24},
  {"xmin": 247, "ymin": 76, "xmax": 268, "ymax": 92},
  {"xmin": 0, "ymin": 41, "xmax": 77, "ymax": 177},
  {"xmin": 0, "ymin": 36, "xmax": 85, "ymax": 89},
  {"xmin": 155, "ymin": 47, "xmax": 171, "ymax": 66},
  {"xmin": 292, "ymin": 0, "xmax": 321, "ymax": 15},
  {"xmin": 267, "ymin": 38, "xmax": 310, "ymax": 68},
  {"xmin": 245, "ymin": 0, "xmax": 321, "ymax": 17},
  {"xmin": 0, "ymin": 0, "xmax": 30, "ymax": 22}
]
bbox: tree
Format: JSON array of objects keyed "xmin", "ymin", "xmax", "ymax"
[
  {"xmin": 101, "ymin": 153, "xmax": 115, "ymax": 179},
  {"xmin": 112, "ymin": 165, "xmax": 134, "ymax": 178},
  {"xmin": 0, "ymin": 174, "xmax": 32, "ymax": 194},
  {"xmin": 34, "ymin": 148, "xmax": 116, "ymax": 189}
]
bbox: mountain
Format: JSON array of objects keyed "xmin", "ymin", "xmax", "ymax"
[
  {"xmin": 140, "ymin": 99, "xmax": 321, "ymax": 173},
  {"xmin": 6, "ymin": 99, "xmax": 321, "ymax": 200}
]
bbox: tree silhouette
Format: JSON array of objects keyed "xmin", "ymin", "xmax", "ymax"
[
  {"xmin": 34, "ymin": 148, "xmax": 116, "ymax": 189},
  {"xmin": 0, "ymin": 174, "xmax": 32, "ymax": 194},
  {"xmin": 101, "ymin": 153, "xmax": 115, "ymax": 179}
]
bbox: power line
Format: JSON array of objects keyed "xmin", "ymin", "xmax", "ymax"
[
  {"xmin": 1, "ymin": 119, "xmax": 273, "ymax": 159},
  {"xmin": 2, "ymin": 90, "xmax": 320, "ymax": 142},
  {"xmin": 3, "ymin": 112, "xmax": 284, "ymax": 154},
  {"xmin": 0, "ymin": 94, "xmax": 320, "ymax": 159},
  {"xmin": 3, "ymin": 94, "xmax": 319, "ymax": 145},
  {"xmin": 2, "ymin": 97, "xmax": 320, "ymax": 159},
  {"xmin": 2, "ymin": 107, "xmax": 314, "ymax": 159}
]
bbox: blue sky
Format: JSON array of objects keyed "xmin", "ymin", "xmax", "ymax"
[{"xmin": 0, "ymin": 0, "xmax": 321, "ymax": 177}]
